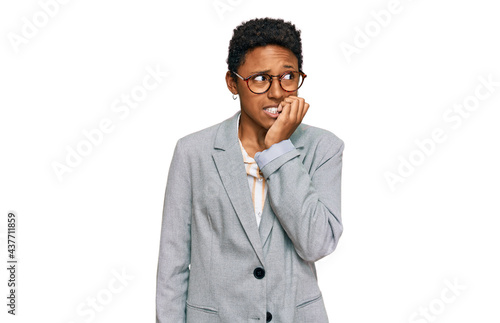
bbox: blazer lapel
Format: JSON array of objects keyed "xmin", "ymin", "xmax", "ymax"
[
  {"xmin": 258, "ymin": 195, "xmax": 274, "ymax": 246},
  {"xmin": 212, "ymin": 111, "xmax": 265, "ymax": 266}
]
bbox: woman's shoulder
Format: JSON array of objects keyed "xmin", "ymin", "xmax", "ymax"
[
  {"xmin": 177, "ymin": 123, "xmax": 220, "ymax": 146},
  {"xmin": 173, "ymin": 115, "xmax": 230, "ymax": 153}
]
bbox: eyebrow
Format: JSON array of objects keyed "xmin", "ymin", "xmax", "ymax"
[{"xmin": 249, "ymin": 65, "xmax": 297, "ymax": 74}]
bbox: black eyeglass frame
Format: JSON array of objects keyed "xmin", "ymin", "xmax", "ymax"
[{"xmin": 232, "ymin": 70, "xmax": 307, "ymax": 94}]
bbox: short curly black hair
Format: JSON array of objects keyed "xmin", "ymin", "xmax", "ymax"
[{"xmin": 227, "ymin": 18, "xmax": 303, "ymax": 82}]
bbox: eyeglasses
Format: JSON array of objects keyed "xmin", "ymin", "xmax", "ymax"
[{"xmin": 232, "ymin": 70, "xmax": 307, "ymax": 94}]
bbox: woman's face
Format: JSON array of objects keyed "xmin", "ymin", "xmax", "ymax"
[{"xmin": 227, "ymin": 44, "xmax": 300, "ymax": 132}]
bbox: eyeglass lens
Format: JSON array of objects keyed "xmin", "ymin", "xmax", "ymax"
[{"xmin": 248, "ymin": 72, "xmax": 304, "ymax": 93}]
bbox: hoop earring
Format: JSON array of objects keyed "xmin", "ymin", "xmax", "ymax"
[{"xmin": 232, "ymin": 93, "xmax": 238, "ymax": 100}]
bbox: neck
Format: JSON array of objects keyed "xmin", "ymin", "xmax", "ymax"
[{"xmin": 238, "ymin": 111, "xmax": 268, "ymax": 156}]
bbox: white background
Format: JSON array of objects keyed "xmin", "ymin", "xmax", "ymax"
[{"xmin": 1, "ymin": 0, "xmax": 499, "ymax": 322}]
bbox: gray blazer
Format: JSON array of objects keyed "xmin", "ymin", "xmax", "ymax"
[{"xmin": 156, "ymin": 111, "xmax": 344, "ymax": 323}]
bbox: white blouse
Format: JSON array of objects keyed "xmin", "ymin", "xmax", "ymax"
[{"xmin": 236, "ymin": 114, "xmax": 268, "ymax": 227}]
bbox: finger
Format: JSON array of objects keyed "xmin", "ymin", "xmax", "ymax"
[
  {"xmin": 302, "ymin": 102, "xmax": 310, "ymax": 120},
  {"xmin": 283, "ymin": 97, "xmax": 299, "ymax": 121},
  {"xmin": 289, "ymin": 96, "xmax": 303, "ymax": 122},
  {"xmin": 278, "ymin": 100, "xmax": 291, "ymax": 120},
  {"xmin": 296, "ymin": 97, "xmax": 305, "ymax": 121},
  {"xmin": 291, "ymin": 98, "xmax": 300, "ymax": 122},
  {"xmin": 282, "ymin": 98, "xmax": 297, "ymax": 123}
]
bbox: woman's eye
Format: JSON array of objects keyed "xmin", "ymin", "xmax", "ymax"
[
  {"xmin": 282, "ymin": 72, "xmax": 294, "ymax": 80},
  {"xmin": 253, "ymin": 75, "xmax": 267, "ymax": 82}
]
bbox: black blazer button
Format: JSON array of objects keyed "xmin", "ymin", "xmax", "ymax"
[
  {"xmin": 266, "ymin": 311, "xmax": 272, "ymax": 322},
  {"xmin": 253, "ymin": 267, "xmax": 265, "ymax": 279}
]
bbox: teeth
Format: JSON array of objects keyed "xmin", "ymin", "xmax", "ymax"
[{"xmin": 265, "ymin": 107, "xmax": 278, "ymax": 114}]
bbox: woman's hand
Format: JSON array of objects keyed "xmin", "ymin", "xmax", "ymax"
[{"xmin": 264, "ymin": 96, "xmax": 310, "ymax": 149}]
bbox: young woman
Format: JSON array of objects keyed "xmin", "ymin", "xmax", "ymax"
[{"xmin": 156, "ymin": 17, "xmax": 344, "ymax": 323}]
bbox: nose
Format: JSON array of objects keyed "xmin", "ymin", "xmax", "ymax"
[{"xmin": 267, "ymin": 76, "xmax": 285, "ymax": 100}]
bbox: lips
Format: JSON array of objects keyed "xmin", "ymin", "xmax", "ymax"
[
  {"xmin": 263, "ymin": 105, "xmax": 281, "ymax": 118},
  {"xmin": 264, "ymin": 107, "xmax": 278, "ymax": 114},
  {"xmin": 262, "ymin": 103, "xmax": 283, "ymax": 118}
]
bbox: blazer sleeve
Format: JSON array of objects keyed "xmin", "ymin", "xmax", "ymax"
[
  {"xmin": 258, "ymin": 134, "xmax": 344, "ymax": 262},
  {"xmin": 156, "ymin": 139, "xmax": 191, "ymax": 323}
]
